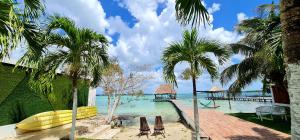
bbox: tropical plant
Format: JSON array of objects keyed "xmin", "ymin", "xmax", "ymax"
[
  {"xmin": 220, "ymin": 4, "xmax": 284, "ymax": 93},
  {"xmin": 162, "ymin": 28, "xmax": 228, "ymax": 139},
  {"xmin": 173, "ymin": 0, "xmax": 300, "ymax": 138},
  {"xmin": 23, "ymin": 16, "xmax": 109, "ymax": 140},
  {"xmin": 280, "ymin": 0, "xmax": 300, "ymax": 139},
  {"xmin": 175, "ymin": 0, "xmax": 209, "ymax": 26},
  {"xmin": 0, "ymin": 0, "xmax": 44, "ymax": 59}
]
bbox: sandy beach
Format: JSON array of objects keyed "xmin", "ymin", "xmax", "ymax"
[{"xmin": 112, "ymin": 122, "xmax": 192, "ymax": 140}]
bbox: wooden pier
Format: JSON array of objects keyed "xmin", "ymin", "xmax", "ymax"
[
  {"xmin": 206, "ymin": 97, "xmax": 273, "ymax": 102},
  {"xmin": 170, "ymin": 100, "xmax": 290, "ymax": 140}
]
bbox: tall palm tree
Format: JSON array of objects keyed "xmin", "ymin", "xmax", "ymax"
[
  {"xmin": 280, "ymin": 0, "xmax": 300, "ymax": 139},
  {"xmin": 175, "ymin": 0, "xmax": 300, "ymax": 138},
  {"xmin": 0, "ymin": 0, "xmax": 44, "ymax": 59},
  {"xmin": 220, "ymin": 5, "xmax": 285, "ymax": 93},
  {"xmin": 25, "ymin": 16, "xmax": 109, "ymax": 140},
  {"xmin": 162, "ymin": 28, "xmax": 228, "ymax": 139}
]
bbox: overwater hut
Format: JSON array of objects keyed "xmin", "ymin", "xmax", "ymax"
[{"xmin": 153, "ymin": 84, "xmax": 176, "ymax": 102}]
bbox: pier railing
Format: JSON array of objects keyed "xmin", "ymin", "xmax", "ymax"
[{"xmin": 205, "ymin": 97, "xmax": 272, "ymax": 102}]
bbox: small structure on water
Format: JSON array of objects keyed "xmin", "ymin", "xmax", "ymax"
[{"xmin": 153, "ymin": 84, "xmax": 176, "ymax": 102}]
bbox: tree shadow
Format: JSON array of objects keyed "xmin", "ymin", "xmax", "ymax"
[{"xmin": 226, "ymin": 127, "xmax": 291, "ymax": 140}]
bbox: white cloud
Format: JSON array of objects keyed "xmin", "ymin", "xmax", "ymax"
[
  {"xmin": 208, "ymin": 3, "xmax": 221, "ymax": 13},
  {"xmin": 4, "ymin": 0, "xmax": 262, "ymax": 93},
  {"xmin": 107, "ymin": 0, "xmax": 245, "ymax": 93},
  {"xmin": 45, "ymin": 0, "xmax": 109, "ymax": 33},
  {"xmin": 237, "ymin": 12, "xmax": 248, "ymax": 23}
]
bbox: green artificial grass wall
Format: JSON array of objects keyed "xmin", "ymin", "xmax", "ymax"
[{"xmin": 0, "ymin": 63, "xmax": 89, "ymax": 125}]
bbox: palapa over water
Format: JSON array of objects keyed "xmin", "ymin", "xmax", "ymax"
[{"xmin": 154, "ymin": 84, "xmax": 176, "ymax": 102}]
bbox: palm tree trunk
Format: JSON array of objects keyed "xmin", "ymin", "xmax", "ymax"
[
  {"xmin": 280, "ymin": 0, "xmax": 300, "ymax": 139},
  {"xmin": 227, "ymin": 93, "xmax": 231, "ymax": 110},
  {"xmin": 192, "ymin": 77, "xmax": 200, "ymax": 140},
  {"xmin": 211, "ymin": 93, "xmax": 216, "ymax": 107},
  {"xmin": 70, "ymin": 78, "xmax": 78, "ymax": 140}
]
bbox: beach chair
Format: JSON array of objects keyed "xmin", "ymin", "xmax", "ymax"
[
  {"xmin": 154, "ymin": 116, "xmax": 165, "ymax": 137},
  {"xmin": 256, "ymin": 106, "xmax": 272, "ymax": 121},
  {"xmin": 271, "ymin": 106, "xmax": 287, "ymax": 121},
  {"xmin": 256, "ymin": 106, "xmax": 287, "ymax": 121},
  {"xmin": 139, "ymin": 117, "xmax": 151, "ymax": 138}
]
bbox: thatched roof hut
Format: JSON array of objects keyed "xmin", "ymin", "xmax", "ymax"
[
  {"xmin": 154, "ymin": 84, "xmax": 176, "ymax": 101},
  {"xmin": 155, "ymin": 84, "xmax": 176, "ymax": 94},
  {"xmin": 209, "ymin": 86, "xmax": 224, "ymax": 92}
]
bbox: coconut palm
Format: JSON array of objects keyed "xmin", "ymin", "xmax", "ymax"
[
  {"xmin": 25, "ymin": 16, "xmax": 109, "ymax": 140},
  {"xmin": 0, "ymin": 0, "xmax": 44, "ymax": 59},
  {"xmin": 175, "ymin": 0, "xmax": 209, "ymax": 26},
  {"xmin": 280, "ymin": 0, "xmax": 300, "ymax": 139},
  {"xmin": 162, "ymin": 28, "xmax": 228, "ymax": 139},
  {"xmin": 220, "ymin": 5, "xmax": 285, "ymax": 93}
]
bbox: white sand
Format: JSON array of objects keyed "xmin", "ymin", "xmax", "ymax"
[{"xmin": 112, "ymin": 123, "xmax": 192, "ymax": 140}]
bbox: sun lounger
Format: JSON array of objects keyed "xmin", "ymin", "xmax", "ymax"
[
  {"xmin": 139, "ymin": 117, "xmax": 151, "ymax": 138},
  {"xmin": 154, "ymin": 116, "xmax": 165, "ymax": 137},
  {"xmin": 256, "ymin": 106, "xmax": 287, "ymax": 121}
]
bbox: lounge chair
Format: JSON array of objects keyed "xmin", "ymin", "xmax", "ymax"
[
  {"xmin": 271, "ymin": 106, "xmax": 287, "ymax": 121},
  {"xmin": 256, "ymin": 106, "xmax": 287, "ymax": 121},
  {"xmin": 154, "ymin": 116, "xmax": 165, "ymax": 137},
  {"xmin": 139, "ymin": 117, "xmax": 151, "ymax": 138},
  {"xmin": 256, "ymin": 106, "xmax": 272, "ymax": 121}
]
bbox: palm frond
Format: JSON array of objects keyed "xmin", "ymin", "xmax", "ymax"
[
  {"xmin": 197, "ymin": 55, "xmax": 218, "ymax": 80},
  {"xmin": 197, "ymin": 39, "xmax": 229, "ymax": 64},
  {"xmin": 23, "ymin": 0, "xmax": 45, "ymax": 19},
  {"xmin": 229, "ymin": 43, "xmax": 255, "ymax": 56},
  {"xmin": 220, "ymin": 64, "xmax": 239, "ymax": 85},
  {"xmin": 175, "ymin": 0, "xmax": 209, "ymax": 27}
]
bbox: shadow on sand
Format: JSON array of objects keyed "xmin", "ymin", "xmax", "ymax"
[{"xmin": 226, "ymin": 127, "xmax": 291, "ymax": 140}]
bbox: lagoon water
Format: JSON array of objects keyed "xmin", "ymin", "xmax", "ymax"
[{"xmin": 96, "ymin": 93, "xmax": 270, "ymax": 125}]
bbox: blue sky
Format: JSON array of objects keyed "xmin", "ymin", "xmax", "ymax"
[
  {"xmin": 6, "ymin": 0, "xmax": 279, "ymax": 94},
  {"xmin": 99, "ymin": 0, "xmax": 277, "ymax": 94}
]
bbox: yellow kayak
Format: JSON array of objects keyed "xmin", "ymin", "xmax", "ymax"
[{"xmin": 16, "ymin": 106, "xmax": 97, "ymax": 131}]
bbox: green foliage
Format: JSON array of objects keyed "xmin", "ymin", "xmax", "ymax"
[
  {"xmin": 0, "ymin": 0, "xmax": 44, "ymax": 59},
  {"xmin": 162, "ymin": 28, "xmax": 228, "ymax": 86},
  {"xmin": 220, "ymin": 3, "xmax": 284, "ymax": 93},
  {"xmin": 128, "ymin": 90, "xmax": 144, "ymax": 96},
  {"xmin": 0, "ymin": 63, "xmax": 89, "ymax": 125},
  {"xmin": 175, "ymin": 0, "xmax": 209, "ymax": 27}
]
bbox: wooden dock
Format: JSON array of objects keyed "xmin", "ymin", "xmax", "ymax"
[
  {"xmin": 170, "ymin": 100, "xmax": 290, "ymax": 140},
  {"xmin": 206, "ymin": 97, "xmax": 273, "ymax": 102}
]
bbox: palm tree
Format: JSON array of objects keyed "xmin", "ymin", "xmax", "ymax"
[
  {"xmin": 220, "ymin": 5, "xmax": 285, "ymax": 93},
  {"xmin": 25, "ymin": 16, "xmax": 109, "ymax": 140},
  {"xmin": 0, "ymin": 0, "xmax": 44, "ymax": 59},
  {"xmin": 280, "ymin": 0, "xmax": 300, "ymax": 139},
  {"xmin": 175, "ymin": 0, "xmax": 209, "ymax": 26},
  {"xmin": 174, "ymin": 1, "xmax": 300, "ymax": 138},
  {"xmin": 162, "ymin": 28, "xmax": 228, "ymax": 139}
]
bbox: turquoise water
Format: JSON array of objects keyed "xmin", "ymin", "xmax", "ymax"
[
  {"xmin": 96, "ymin": 95, "xmax": 180, "ymax": 125},
  {"xmin": 95, "ymin": 94, "xmax": 270, "ymax": 125}
]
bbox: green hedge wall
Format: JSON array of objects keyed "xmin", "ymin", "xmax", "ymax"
[{"xmin": 0, "ymin": 63, "xmax": 89, "ymax": 125}]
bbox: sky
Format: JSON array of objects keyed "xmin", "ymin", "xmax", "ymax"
[{"xmin": 5, "ymin": 0, "xmax": 279, "ymax": 94}]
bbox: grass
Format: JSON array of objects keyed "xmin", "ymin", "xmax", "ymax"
[{"xmin": 228, "ymin": 113, "xmax": 291, "ymax": 134}]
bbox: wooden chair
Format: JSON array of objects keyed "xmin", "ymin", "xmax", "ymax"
[
  {"xmin": 154, "ymin": 116, "xmax": 165, "ymax": 137},
  {"xmin": 139, "ymin": 117, "xmax": 151, "ymax": 138}
]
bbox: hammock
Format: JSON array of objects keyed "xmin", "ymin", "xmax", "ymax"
[
  {"xmin": 199, "ymin": 100, "xmax": 212, "ymax": 107},
  {"xmin": 200, "ymin": 100, "xmax": 220, "ymax": 108}
]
